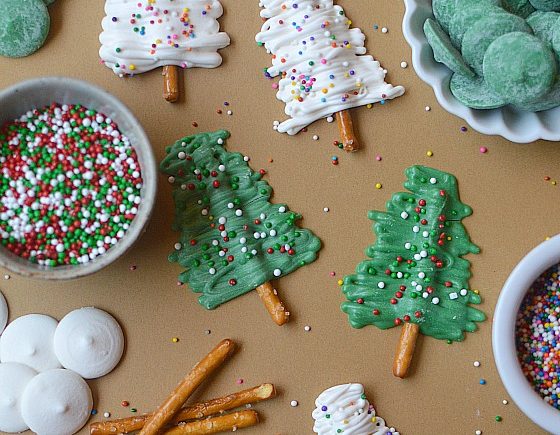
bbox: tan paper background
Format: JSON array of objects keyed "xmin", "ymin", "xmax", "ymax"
[{"xmin": 0, "ymin": 0, "xmax": 556, "ymax": 433}]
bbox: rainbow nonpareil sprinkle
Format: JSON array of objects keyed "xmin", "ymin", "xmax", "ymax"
[{"xmin": 516, "ymin": 264, "xmax": 560, "ymax": 410}]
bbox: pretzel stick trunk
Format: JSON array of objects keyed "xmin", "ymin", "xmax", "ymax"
[
  {"xmin": 336, "ymin": 110, "xmax": 360, "ymax": 152},
  {"xmin": 256, "ymin": 282, "xmax": 290, "ymax": 326},
  {"xmin": 90, "ymin": 384, "xmax": 276, "ymax": 435},
  {"xmin": 392, "ymin": 322, "xmax": 420, "ymax": 379},
  {"xmin": 163, "ymin": 66, "xmax": 180, "ymax": 103},
  {"xmin": 139, "ymin": 339, "xmax": 236, "ymax": 435},
  {"xmin": 163, "ymin": 410, "xmax": 259, "ymax": 435}
]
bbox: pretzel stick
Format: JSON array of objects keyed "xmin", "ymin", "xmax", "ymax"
[
  {"xmin": 392, "ymin": 322, "xmax": 420, "ymax": 379},
  {"xmin": 336, "ymin": 110, "xmax": 360, "ymax": 152},
  {"xmin": 163, "ymin": 410, "xmax": 259, "ymax": 435},
  {"xmin": 163, "ymin": 66, "xmax": 180, "ymax": 103},
  {"xmin": 256, "ymin": 282, "xmax": 290, "ymax": 326},
  {"xmin": 90, "ymin": 384, "xmax": 276, "ymax": 435},
  {"xmin": 139, "ymin": 339, "xmax": 236, "ymax": 435}
]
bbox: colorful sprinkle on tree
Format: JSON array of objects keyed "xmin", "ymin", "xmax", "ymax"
[
  {"xmin": 100, "ymin": 0, "xmax": 230, "ymax": 102},
  {"xmin": 161, "ymin": 130, "xmax": 321, "ymax": 325},
  {"xmin": 255, "ymin": 0, "xmax": 404, "ymax": 151},
  {"xmin": 341, "ymin": 166, "xmax": 485, "ymax": 377}
]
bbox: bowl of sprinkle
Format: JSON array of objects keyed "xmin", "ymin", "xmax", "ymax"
[
  {"xmin": 493, "ymin": 235, "xmax": 560, "ymax": 434},
  {"xmin": 0, "ymin": 77, "xmax": 157, "ymax": 279}
]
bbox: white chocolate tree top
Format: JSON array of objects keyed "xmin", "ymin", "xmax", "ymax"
[
  {"xmin": 256, "ymin": 0, "xmax": 404, "ymax": 135},
  {"xmin": 100, "ymin": 0, "xmax": 230, "ymax": 76},
  {"xmin": 312, "ymin": 384, "xmax": 399, "ymax": 435}
]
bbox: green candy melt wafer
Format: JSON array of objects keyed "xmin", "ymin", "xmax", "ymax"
[
  {"xmin": 424, "ymin": 18, "xmax": 475, "ymax": 78},
  {"xmin": 527, "ymin": 10, "xmax": 560, "ymax": 43},
  {"xmin": 434, "ymin": 0, "xmax": 499, "ymax": 30},
  {"xmin": 449, "ymin": 4, "xmax": 507, "ymax": 48},
  {"xmin": 502, "ymin": 0, "xmax": 536, "ymax": 18},
  {"xmin": 529, "ymin": 0, "xmax": 560, "ymax": 12},
  {"xmin": 0, "ymin": 0, "xmax": 50, "ymax": 58},
  {"xmin": 483, "ymin": 32, "xmax": 557, "ymax": 105},
  {"xmin": 433, "ymin": 0, "xmax": 458, "ymax": 33},
  {"xmin": 450, "ymin": 73, "xmax": 506, "ymax": 109},
  {"xmin": 515, "ymin": 78, "xmax": 560, "ymax": 111},
  {"xmin": 553, "ymin": 22, "xmax": 560, "ymax": 54},
  {"xmin": 462, "ymin": 13, "xmax": 532, "ymax": 76}
]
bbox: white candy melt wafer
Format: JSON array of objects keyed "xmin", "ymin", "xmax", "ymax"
[
  {"xmin": 0, "ymin": 314, "xmax": 60, "ymax": 372},
  {"xmin": 54, "ymin": 307, "xmax": 124, "ymax": 379},
  {"xmin": 0, "ymin": 362, "xmax": 37, "ymax": 433},
  {"xmin": 21, "ymin": 369, "xmax": 92, "ymax": 435}
]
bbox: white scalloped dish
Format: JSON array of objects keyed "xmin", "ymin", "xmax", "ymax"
[{"xmin": 402, "ymin": 0, "xmax": 560, "ymax": 143}]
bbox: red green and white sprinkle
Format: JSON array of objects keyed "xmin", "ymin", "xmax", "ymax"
[{"xmin": 0, "ymin": 103, "xmax": 142, "ymax": 266}]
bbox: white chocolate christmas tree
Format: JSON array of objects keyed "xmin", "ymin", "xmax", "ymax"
[
  {"xmin": 100, "ymin": 0, "xmax": 230, "ymax": 101},
  {"xmin": 256, "ymin": 0, "xmax": 404, "ymax": 148},
  {"xmin": 312, "ymin": 384, "xmax": 398, "ymax": 435}
]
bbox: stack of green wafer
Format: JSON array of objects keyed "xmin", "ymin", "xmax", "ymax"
[{"xmin": 424, "ymin": 0, "xmax": 560, "ymax": 111}]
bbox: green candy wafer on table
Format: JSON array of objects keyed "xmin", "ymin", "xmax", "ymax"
[
  {"xmin": 462, "ymin": 13, "xmax": 532, "ymax": 75},
  {"xmin": 450, "ymin": 73, "xmax": 507, "ymax": 109},
  {"xmin": 0, "ymin": 0, "xmax": 50, "ymax": 58},
  {"xmin": 483, "ymin": 32, "xmax": 557, "ymax": 104},
  {"xmin": 449, "ymin": 4, "xmax": 509, "ymax": 48},
  {"xmin": 424, "ymin": 18, "xmax": 475, "ymax": 78},
  {"xmin": 529, "ymin": 0, "xmax": 560, "ymax": 11},
  {"xmin": 502, "ymin": 0, "xmax": 536, "ymax": 18},
  {"xmin": 527, "ymin": 11, "xmax": 560, "ymax": 43}
]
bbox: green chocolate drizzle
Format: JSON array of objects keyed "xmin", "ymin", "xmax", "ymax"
[
  {"xmin": 161, "ymin": 130, "xmax": 321, "ymax": 310},
  {"xmin": 341, "ymin": 166, "xmax": 485, "ymax": 341}
]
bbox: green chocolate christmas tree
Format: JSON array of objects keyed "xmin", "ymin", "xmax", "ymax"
[
  {"xmin": 341, "ymin": 166, "xmax": 485, "ymax": 377},
  {"xmin": 161, "ymin": 130, "xmax": 321, "ymax": 325}
]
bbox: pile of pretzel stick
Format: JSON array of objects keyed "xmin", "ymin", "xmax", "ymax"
[{"xmin": 90, "ymin": 339, "xmax": 275, "ymax": 435}]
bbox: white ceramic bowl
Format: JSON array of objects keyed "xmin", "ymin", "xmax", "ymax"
[
  {"xmin": 493, "ymin": 235, "xmax": 560, "ymax": 434},
  {"xmin": 0, "ymin": 77, "xmax": 157, "ymax": 280},
  {"xmin": 402, "ymin": 0, "xmax": 560, "ymax": 143}
]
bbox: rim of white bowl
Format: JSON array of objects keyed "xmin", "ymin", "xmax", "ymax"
[
  {"xmin": 0, "ymin": 77, "xmax": 157, "ymax": 280},
  {"xmin": 493, "ymin": 235, "xmax": 560, "ymax": 434},
  {"xmin": 402, "ymin": 0, "xmax": 560, "ymax": 143}
]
